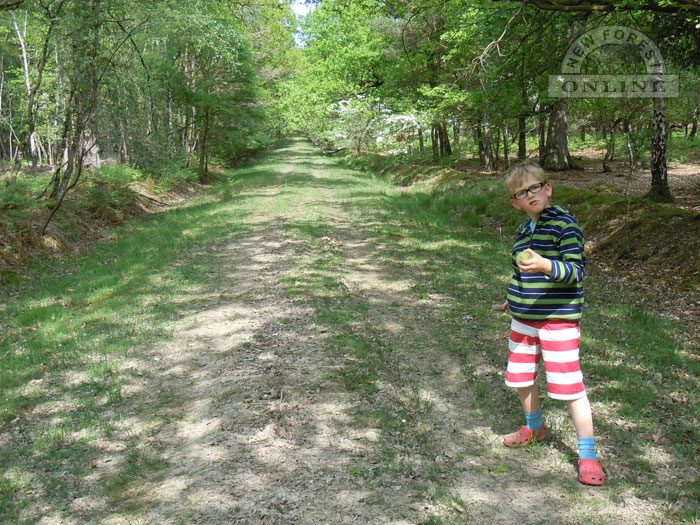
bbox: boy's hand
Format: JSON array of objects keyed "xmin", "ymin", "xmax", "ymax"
[
  {"xmin": 517, "ymin": 249, "xmax": 553, "ymax": 276},
  {"xmin": 492, "ymin": 301, "xmax": 509, "ymax": 313}
]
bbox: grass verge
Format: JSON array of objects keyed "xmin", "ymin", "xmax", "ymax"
[{"xmin": 0, "ymin": 162, "xmax": 204, "ymax": 284}]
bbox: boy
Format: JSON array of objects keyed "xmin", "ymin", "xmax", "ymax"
[{"xmin": 499, "ymin": 161, "xmax": 605, "ymax": 486}]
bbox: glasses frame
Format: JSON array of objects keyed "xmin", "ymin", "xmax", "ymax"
[{"xmin": 512, "ymin": 182, "xmax": 547, "ymax": 201}]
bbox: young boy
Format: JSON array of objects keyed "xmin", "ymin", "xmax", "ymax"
[{"xmin": 499, "ymin": 161, "xmax": 605, "ymax": 486}]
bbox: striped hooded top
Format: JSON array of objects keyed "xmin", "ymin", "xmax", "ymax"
[{"xmin": 507, "ymin": 205, "xmax": 585, "ymax": 321}]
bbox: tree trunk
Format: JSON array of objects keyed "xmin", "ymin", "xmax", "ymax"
[
  {"xmin": 43, "ymin": 122, "xmax": 89, "ymax": 237},
  {"xmin": 185, "ymin": 107, "xmax": 196, "ymax": 167},
  {"xmin": 517, "ymin": 55, "xmax": 528, "ymax": 162},
  {"xmin": 418, "ymin": 128, "xmax": 424, "ymax": 154},
  {"xmin": 12, "ymin": 4, "xmax": 63, "ymax": 171},
  {"xmin": 482, "ymin": 117, "xmax": 495, "ymax": 172},
  {"xmin": 538, "ymin": 113, "xmax": 546, "ymax": 165},
  {"xmin": 602, "ymin": 126, "xmax": 615, "ymax": 173},
  {"xmin": 543, "ymin": 100, "xmax": 576, "ymax": 171},
  {"xmin": 647, "ymin": 97, "xmax": 672, "ymax": 202},
  {"xmin": 626, "ymin": 128, "xmax": 635, "ymax": 168},
  {"xmin": 198, "ymin": 108, "xmax": 209, "ymax": 182},
  {"xmin": 167, "ymin": 86, "xmax": 175, "ymax": 156},
  {"xmin": 494, "ymin": 128, "xmax": 500, "ymax": 164},
  {"xmin": 476, "ymin": 121, "xmax": 484, "ymax": 163},
  {"xmin": 431, "ymin": 123, "xmax": 439, "ymax": 159},
  {"xmin": 13, "ymin": 10, "xmax": 38, "ymax": 167},
  {"xmin": 50, "ymin": 100, "xmax": 74, "ymax": 198},
  {"xmin": 119, "ymin": 121, "xmax": 128, "ymax": 163},
  {"xmin": 503, "ymin": 125, "xmax": 510, "ymax": 169},
  {"xmin": 438, "ymin": 121, "xmax": 452, "ymax": 157},
  {"xmin": 42, "ymin": 0, "xmax": 100, "ymax": 234},
  {"xmin": 453, "ymin": 119, "xmax": 460, "ymax": 145},
  {"xmin": 518, "ymin": 115, "xmax": 527, "ymax": 160},
  {"xmin": 690, "ymin": 107, "xmax": 698, "ymax": 140}
]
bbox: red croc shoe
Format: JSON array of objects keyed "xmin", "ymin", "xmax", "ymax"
[
  {"xmin": 503, "ymin": 424, "xmax": 547, "ymax": 447},
  {"xmin": 578, "ymin": 458, "xmax": 606, "ymax": 486}
]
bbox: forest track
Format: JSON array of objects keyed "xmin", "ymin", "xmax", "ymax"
[{"xmin": 11, "ymin": 138, "xmax": 693, "ymax": 524}]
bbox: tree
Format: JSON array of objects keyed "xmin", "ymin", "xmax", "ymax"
[
  {"xmin": 498, "ymin": 1, "xmax": 695, "ymax": 198},
  {"xmin": 542, "ymin": 100, "xmax": 578, "ymax": 170},
  {"xmin": 0, "ymin": 0, "xmax": 26, "ymax": 10},
  {"xmin": 10, "ymin": 1, "xmax": 64, "ymax": 170},
  {"xmin": 0, "ymin": 0, "xmax": 283, "ymax": 233}
]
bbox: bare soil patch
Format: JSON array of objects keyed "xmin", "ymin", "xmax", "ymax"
[{"xmin": 549, "ymin": 157, "xmax": 700, "ymax": 212}]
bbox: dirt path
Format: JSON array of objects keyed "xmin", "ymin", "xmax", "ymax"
[{"xmin": 51, "ymin": 139, "xmax": 686, "ymax": 524}]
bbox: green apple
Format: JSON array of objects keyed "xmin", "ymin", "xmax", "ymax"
[{"xmin": 515, "ymin": 251, "xmax": 532, "ymax": 265}]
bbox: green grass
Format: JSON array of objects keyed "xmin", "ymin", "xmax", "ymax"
[{"xmin": 1, "ymin": 137, "xmax": 698, "ymax": 522}]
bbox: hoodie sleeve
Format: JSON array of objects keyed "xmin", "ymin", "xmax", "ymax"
[{"xmin": 549, "ymin": 220, "xmax": 585, "ymax": 284}]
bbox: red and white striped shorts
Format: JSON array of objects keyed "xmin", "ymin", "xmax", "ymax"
[{"xmin": 505, "ymin": 318, "xmax": 586, "ymax": 400}]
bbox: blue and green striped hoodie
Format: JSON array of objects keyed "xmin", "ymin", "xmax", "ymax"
[{"xmin": 507, "ymin": 205, "xmax": 585, "ymax": 321}]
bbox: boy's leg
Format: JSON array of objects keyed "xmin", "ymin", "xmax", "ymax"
[
  {"xmin": 504, "ymin": 319, "xmax": 547, "ymax": 447},
  {"xmin": 517, "ymin": 384, "xmax": 540, "ymax": 414},
  {"xmin": 568, "ymin": 394, "xmax": 593, "ymax": 439},
  {"xmin": 538, "ymin": 321, "xmax": 605, "ymax": 485},
  {"xmin": 572, "ymin": 393, "xmax": 605, "ymax": 485},
  {"xmin": 504, "ymin": 385, "xmax": 547, "ymax": 446},
  {"xmin": 504, "ymin": 386, "xmax": 548, "ymax": 447}
]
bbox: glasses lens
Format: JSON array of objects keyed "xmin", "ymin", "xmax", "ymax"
[{"xmin": 514, "ymin": 183, "xmax": 544, "ymax": 200}]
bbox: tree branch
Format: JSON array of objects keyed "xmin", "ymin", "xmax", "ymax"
[
  {"xmin": 0, "ymin": 0, "xmax": 25, "ymax": 10},
  {"xmin": 471, "ymin": 2, "xmax": 527, "ymax": 74},
  {"xmin": 497, "ymin": 0, "xmax": 700, "ymax": 13}
]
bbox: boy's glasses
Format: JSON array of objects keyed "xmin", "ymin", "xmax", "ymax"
[{"xmin": 512, "ymin": 182, "xmax": 546, "ymax": 200}]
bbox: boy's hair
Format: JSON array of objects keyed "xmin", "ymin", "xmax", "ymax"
[{"xmin": 505, "ymin": 161, "xmax": 548, "ymax": 198}]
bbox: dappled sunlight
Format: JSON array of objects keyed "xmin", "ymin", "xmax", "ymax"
[
  {"xmin": 78, "ymin": 202, "xmax": 381, "ymax": 521},
  {"xmin": 3, "ymin": 138, "xmax": 697, "ymax": 523},
  {"xmin": 153, "ymin": 475, "xmax": 191, "ymax": 499},
  {"xmin": 418, "ymin": 239, "xmax": 487, "ymax": 251}
]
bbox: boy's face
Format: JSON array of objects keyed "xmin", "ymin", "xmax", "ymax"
[{"xmin": 509, "ymin": 174, "xmax": 552, "ymax": 221}]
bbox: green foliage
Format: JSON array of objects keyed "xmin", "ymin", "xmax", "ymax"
[
  {"xmin": 92, "ymin": 163, "xmax": 198, "ymax": 191},
  {"xmin": 279, "ymin": 0, "xmax": 700, "ymax": 187},
  {"xmin": 0, "ymin": 180, "xmax": 37, "ymax": 221},
  {"xmin": 95, "ymin": 164, "xmax": 142, "ymax": 185},
  {"xmin": 160, "ymin": 167, "xmax": 199, "ymax": 187}
]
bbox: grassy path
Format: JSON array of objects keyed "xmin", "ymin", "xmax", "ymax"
[{"xmin": 1, "ymin": 138, "xmax": 698, "ymax": 523}]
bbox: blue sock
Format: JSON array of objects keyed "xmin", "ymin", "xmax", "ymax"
[
  {"xmin": 525, "ymin": 409, "xmax": 543, "ymax": 431},
  {"xmin": 578, "ymin": 437, "xmax": 598, "ymax": 461}
]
